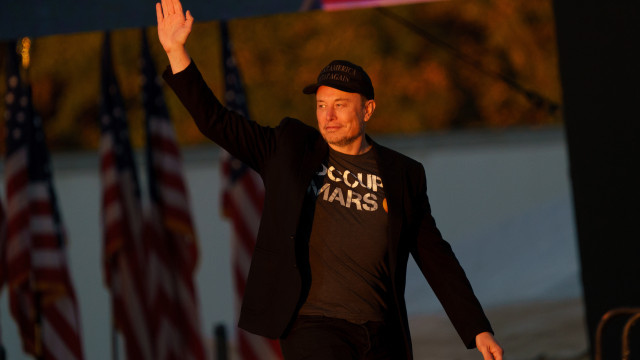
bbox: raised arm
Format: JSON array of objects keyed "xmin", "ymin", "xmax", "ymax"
[{"xmin": 156, "ymin": 0, "xmax": 194, "ymax": 73}]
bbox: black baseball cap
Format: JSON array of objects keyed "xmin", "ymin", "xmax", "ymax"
[{"xmin": 303, "ymin": 60, "xmax": 374, "ymax": 100}]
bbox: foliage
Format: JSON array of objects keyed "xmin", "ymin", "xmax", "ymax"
[{"xmin": 0, "ymin": 0, "xmax": 562, "ymax": 152}]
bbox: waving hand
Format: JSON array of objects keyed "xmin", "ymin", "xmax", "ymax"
[{"xmin": 156, "ymin": 0, "xmax": 194, "ymax": 73}]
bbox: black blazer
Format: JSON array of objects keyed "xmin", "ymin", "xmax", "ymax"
[{"xmin": 164, "ymin": 61, "xmax": 492, "ymax": 358}]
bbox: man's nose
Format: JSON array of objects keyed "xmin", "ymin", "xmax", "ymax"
[{"xmin": 326, "ymin": 107, "xmax": 336, "ymax": 120}]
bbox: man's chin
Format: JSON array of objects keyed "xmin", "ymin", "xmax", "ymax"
[
  {"xmin": 321, "ymin": 130, "xmax": 363, "ymax": 148},
  {"xmin": 322, "ymin": 134, "xmax": 343, "ymax": 144}
]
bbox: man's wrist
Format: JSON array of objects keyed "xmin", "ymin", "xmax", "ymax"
[{"xmin": 167, "ymin": 47, "xmax": 191, "ymax": 74}]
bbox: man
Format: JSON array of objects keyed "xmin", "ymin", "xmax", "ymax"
[{"xmin": 156, "ymin": 0, "xmax": 503, "ymax": 359}]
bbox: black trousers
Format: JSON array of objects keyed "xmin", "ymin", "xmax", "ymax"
[{"xmin": 280, "ymin": 315, "xmax": 400, "ymax": 360}]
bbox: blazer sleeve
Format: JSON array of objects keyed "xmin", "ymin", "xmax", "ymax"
[
  {"xmin": 408, "ymin": 163, "xmax": 493, "ymax": 349},
  {"xmin": 162, "ymin": 60, "xmax": 276, "ymax": 175}
]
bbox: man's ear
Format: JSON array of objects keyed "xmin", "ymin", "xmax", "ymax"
[{"xmin": 364, "ymin": 99, "xmax": 376, "ymax": 122}]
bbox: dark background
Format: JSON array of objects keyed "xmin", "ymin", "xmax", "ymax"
[{"xmin": 554, "ymin": 1, "xmax": 640, "ymax": 358}]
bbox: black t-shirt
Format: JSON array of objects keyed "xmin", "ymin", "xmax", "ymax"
[{"xmin": 298, "ymin": 147, "xmax": 390, "ymax": 323}]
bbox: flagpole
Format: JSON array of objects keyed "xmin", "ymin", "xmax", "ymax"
[
  {"xmin": 214, "ymin": 323, "xmax": 228, "ymax": 360},
  {"xmin": 21, "ymin": 36, "xmax": 45, "ymax": 360},
  {"xmin": 110, "ymin": 272, "xmax": 119, "ymax": 360},
  {"xmin": 112, "ymin": 318, "xmax": 119, "ymax": 360},
  {"xmin": 34, "ymin": 290, "xmax": 44, "ymax": 360}
]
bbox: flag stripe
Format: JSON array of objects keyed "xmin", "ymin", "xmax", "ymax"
[
  {"xmin": 238, "ymin": 331, "xmax": 260, "ymax": 360},
  {"xmin": 42, "ymin": 300, "xmax": 82, "ymax": 360},
  {"xmin": 226, "ymin": 195, "xmax": 260, "ymax": 258}
]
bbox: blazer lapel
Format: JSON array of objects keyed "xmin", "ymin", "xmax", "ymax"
[
  {"xmin": 370, "ymin": 140, "xmax": 406, "ymax": 281},
  {"xmin": 372, "ymin": 141, "xmax": 403, "ymax": 240}
]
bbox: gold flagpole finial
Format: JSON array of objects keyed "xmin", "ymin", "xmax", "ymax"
[{"xmin": 20, "ymin": 37, "xmax": 32, "ymax": 69}]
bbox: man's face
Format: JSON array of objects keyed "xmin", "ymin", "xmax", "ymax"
[{"xmin": 315, "ymin": 85, "xmax": 374, "ymax": 151}]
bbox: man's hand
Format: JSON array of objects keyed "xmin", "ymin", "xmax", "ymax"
[
  {"xmin": 156, "ymin": 0, "xmax": 193, "ymax": 73},
  {"xmin": 476, "ymin": 332, "xmax": 503, "ymax": 360}
]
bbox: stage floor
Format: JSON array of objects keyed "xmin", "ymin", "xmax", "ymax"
[{"xmin": 410, "ymin": 297, "xmax": 588, "ymax": 360}]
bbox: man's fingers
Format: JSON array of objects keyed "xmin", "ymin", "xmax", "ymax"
[
  {"xmin": 161, "ymin": 0, "xmax": 173, "ymax": 17},
  {"xmin": 160, "ymin": 0, "xmax": 168, "ymax": 17},
  {"xmin": 175, "ymin": 0, "xmax": 184, "ymax": 17},
  {"xmin": 491, "ymin": 347, "xmax": 504, "ymax": 360},
  {"xmin": 156, "ymin": 3, "xmax": 164, "ymax": 24},
  {"xmin": 185, "ymin": 10, "xmax": 194, "ymax": 26},
  {"xmin": 480, "ymin": 345, "xmax": 503, "ymax": 360},
  {"xmin": 480, "ymin": 348, "xmax": 494, "ymax": 360}
]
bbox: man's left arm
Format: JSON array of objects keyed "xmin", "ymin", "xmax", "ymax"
[{"xmin": 408, "ymin": 163, "xmax": 503, "ymax": 358}]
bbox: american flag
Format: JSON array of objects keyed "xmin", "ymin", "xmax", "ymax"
[
  {"xmin": 140, "ymin": 29, "xmax": 206, "ymax": 360},
  {"xmin": 99, "ymin": 32, "xmax": 153, "ymax": 360},
  {"xmin": 219, "ymin": 21, "xmax": 283, "ymax": 360},
  {"xmin": 3, "ymin": 41, "xmax": 84, "ymax": 360}
]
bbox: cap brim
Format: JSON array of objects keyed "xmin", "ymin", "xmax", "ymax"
[
  {"xmin": 302, "ymin": 83, "xmax": 320, "ymax": 94},
  {"xmin": 302, "ymin": 82, "xmax": 362, "ymax": 96}
]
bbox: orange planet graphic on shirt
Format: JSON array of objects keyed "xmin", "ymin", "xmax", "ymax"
[{"xmin": 383, "ymin": 198, "xmax": 388, "ymax": 213}]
